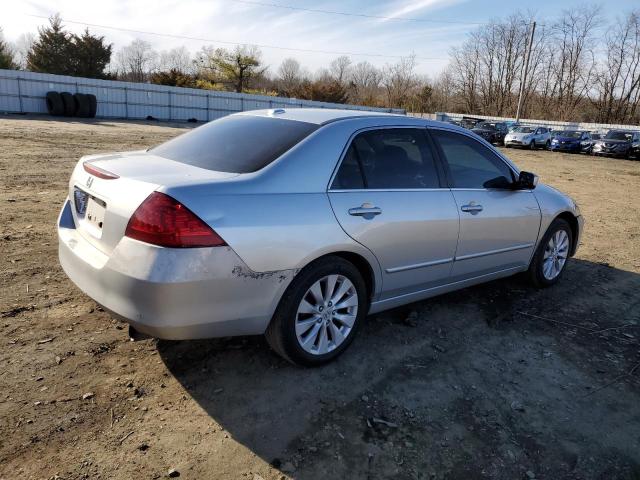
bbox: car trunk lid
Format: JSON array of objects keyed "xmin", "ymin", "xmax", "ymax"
[{"xmin": 69, "ymin": 151, "xmax": 239, "ymax": 255}]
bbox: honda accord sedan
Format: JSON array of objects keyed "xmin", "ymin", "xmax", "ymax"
[{"xmin": 58, "ymin": 109, "xmax": 584, "ymax": 366}]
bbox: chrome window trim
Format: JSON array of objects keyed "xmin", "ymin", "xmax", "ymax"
[{"xmin": 326, "ymin": 125, "xmax": 446, "ymax": 192}]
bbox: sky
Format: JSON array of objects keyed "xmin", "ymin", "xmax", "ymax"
[{"xmin": 2, "ymin": 0, "xmax": 639, "ymax": 76}]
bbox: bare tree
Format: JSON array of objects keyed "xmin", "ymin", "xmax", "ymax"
[
  {"xmin": 382, "ymin": 55, "xmax": 418, "ymax": 108},
  {"xmin": 11, "ymin": 33, "xmax": 35, "ymax": 69},
  {"xmin": 349, "ymin": 61, "xmax": 381, "ymax": 106},
  {"xmin": 116, "ymin": 39, "xmax": 158, "ymax": 82},
  {"xmin": 547, "ymin": 6, "xmax": 599, "ymax": 120},
  {"xmin": 158, "ymin": 46, "xmax": 193, "ymax": 74},
  {"xmin": 329, "ymin": 55, "xmax": 352, "ymax": 84},
  {"xmin": 593, "ymin": 10, "xmax": 640, "ymax": 123},
  {"xmin": 277, "ymin": 57, "xmax": 306, "ymax": 94}
]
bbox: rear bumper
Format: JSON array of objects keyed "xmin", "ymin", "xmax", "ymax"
[{"xmin": 57, "ymin": 199, "xmax": 295, "ymax": 339}]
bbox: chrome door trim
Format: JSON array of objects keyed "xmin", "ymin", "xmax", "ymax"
[
  {"xmin": 369, "ymin": 265, "xmax": 524, "ymax": 313},
  {"xmin": 385, "ymin": 257, "xmax": 454, "ymax": 274},
  {"xmin": 454, "ymin": 242, "xmax": 535, "ymax": 262}
]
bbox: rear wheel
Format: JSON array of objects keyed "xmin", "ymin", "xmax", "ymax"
[
  {"xmin": 529, "ymin": 140, "xmax": 536, "ymax": 150},
  {"xmin": 265, "ymin": 256, "xmax": 367, "ymax": 366},
  {"xmin": 527, "ymin": 218, "xmax": 573, "ymax": 288},
  {"xmin": 545, "ymin": 140, "xmax": 551, "ymax": 150}
]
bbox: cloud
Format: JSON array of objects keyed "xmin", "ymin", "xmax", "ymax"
[{"xmin": 381, "ymin": 0, "xmax": 466, "ymax": 20}]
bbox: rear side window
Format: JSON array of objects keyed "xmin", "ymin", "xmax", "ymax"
[
  {"xmin": 151, "ymin": 115, "xmax": 318, "ymax": 173},
  {"xmin": 332, "ymin": 128, "xmax": 440, "ymax": 189},
  {"xmin": 431, "ymin": 129, "xmax": 514, "ymax": 189}
]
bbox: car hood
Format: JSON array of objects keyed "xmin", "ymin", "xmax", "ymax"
[
  {"xmin": 554, "ymin": 136, "xmax": 582, "ymax": 142},
  {"xmin": 507, "ymin": 132, "xmax": 533, "ymax": 140},
  {"xmin": 472, "ymin": 128, "xmax": 496, "ymax": 134},
  {"xmin": 598, "ymin": 139, "xmax": 629, "ymax": 145}
]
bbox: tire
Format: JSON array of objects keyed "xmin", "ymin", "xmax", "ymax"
[
  {"xmin": 87, "ymin": 94, "xmax": 97, "ymax": 118},
  {"xmin": 529, "ymin": 140, "xmax": 536, "ymax": 150},
  {"xmin": 74, "ymin": 93, "xmax": 92, "ymax": 118},
  {"xmin": 527, "ymin": 218, "xmax": 573, "ymax": 288},
  {"xmin": 545, "ymin": 140, "xmax": 551, "ymax": 150},
  {"xmin": 45, "ymin": 91, "xmax": 64, "ymax": 116},
  {"xmin": 60, "ymin": 92, "xmax": 77, "ymax": 117},
  {"xmin": 265, "ymin": 256, "xmax": 368, "ymax": 366}
]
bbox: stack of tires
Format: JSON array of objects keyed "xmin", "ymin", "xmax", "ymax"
[{"xmin": 45, "ymin": 91, "xmax": 97, "ymax": 118}]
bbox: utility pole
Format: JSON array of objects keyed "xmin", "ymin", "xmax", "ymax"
[{"xmin": 515, "ymin": 21, "xmax": 536, "ymax": 122}]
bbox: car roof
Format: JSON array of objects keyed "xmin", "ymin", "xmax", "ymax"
[{"xmin": 236, "ymin": 108, "xmax": 406, "ymax": 125}]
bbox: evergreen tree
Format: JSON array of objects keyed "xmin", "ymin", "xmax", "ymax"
[
  {"xmin": 27, "ymin": 14, "xmax": 72, "ymax": 74},
  {"xmin": 69, "ymin": 29, "xmax": 112, "ymax": 78},
  {"xmin": 0, "ymin": 28, "xmax": 17, "ymax": 69}
]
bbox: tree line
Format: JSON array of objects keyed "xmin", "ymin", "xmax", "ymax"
[{"xmin": 0, "ymin": 9, "xmax": 639, "ymax": 124}]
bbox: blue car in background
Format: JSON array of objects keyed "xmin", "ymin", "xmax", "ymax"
[{"xmin": 550, "ymin": 131, "xmax": 592, "ymax": 153}]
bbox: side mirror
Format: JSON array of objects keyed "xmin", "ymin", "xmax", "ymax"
[{"xmin": 516, "ymin": 171, "xmax": 538, "ymax": 190}]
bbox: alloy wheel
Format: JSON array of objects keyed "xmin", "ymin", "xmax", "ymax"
[
  {"xmin": 542, "ymin": 230, "xmax": 569, "ymax": 280},
  {"xmin": 295, "ymin": 274, "xmax": 358, "ymax": 355}
]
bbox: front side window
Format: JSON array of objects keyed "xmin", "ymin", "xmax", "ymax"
[
  {"xmin": 332, "ymin": 128, "xmax": 440, "ymax": 189},
  {"xmin": 430, "ymin": 129, "xmax": 514, "ymax": 189}
]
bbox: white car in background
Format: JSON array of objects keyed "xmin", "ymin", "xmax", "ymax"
[{"xmin": 505, "ymin": 126, "xmax": 551, "ymax": 150}]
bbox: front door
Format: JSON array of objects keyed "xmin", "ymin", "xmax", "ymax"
[
  {"xmin": 429, "ymin": 128, "xmax": 541, "ymax": 281},
  {"xmin": 328, "ymin": 127, "xmax": 460, "ymax": 300}
]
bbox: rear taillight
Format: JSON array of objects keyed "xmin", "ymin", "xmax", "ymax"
[
  {"xmin": 83, "ymin": 161, "xmax": 119, "ymax": 180},
  {"xmin": 125, "ymin": 192, "xmax": 226, "ymax": 248}
]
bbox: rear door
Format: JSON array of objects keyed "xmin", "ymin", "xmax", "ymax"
[
  {"xmin": 328, "ymin": 127, "xmax": 460, "ymax": 300},
  {"xmin": 429, "ymin": 128, "xmax": 541, "ymax": 281}
]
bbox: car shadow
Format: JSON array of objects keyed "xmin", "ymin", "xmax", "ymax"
[{"xmin": 157, "ymin": 258, "xmax": 640, "ymax": 478}]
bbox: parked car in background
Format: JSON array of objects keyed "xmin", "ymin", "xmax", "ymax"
[
  {"xmin": 592, "ymin": 130, "xmax": 640, "ymax": 159},
  {"xmin": 550, "ymin": 131, "xmax": 592, "ymax": 153},
  {"xmin": 504, "ymin": 121, "xmax": 521, "ymax": 132},
  {"xmin": 504, "ymin": 126, "xmax": 551, "ymax": 149},
  {"xmin": 57, "ymin": 108, "xmax": 583, "ymax": 365},
  {"xmin": 471, "ymin": 121, "xmax": 508, "ymax": 145},
  {"xmin": 549, "ymin": 129, "xmax": 564, "ymax": 141},
  {"xmin": 460, "ymin": 116, "xmax": 484, "ymax": 130}
]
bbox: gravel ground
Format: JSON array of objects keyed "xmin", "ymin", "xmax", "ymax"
[{"xmin": 0, "ymin": 115, "xmax": 639, "ymax": 480}]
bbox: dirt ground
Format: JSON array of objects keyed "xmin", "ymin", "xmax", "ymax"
[{"xmin": 1, "ymin": 115, "xmax": 639, "ymax": 480}]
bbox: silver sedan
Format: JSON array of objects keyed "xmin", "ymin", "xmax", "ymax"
[{"xmin": 58, "ymin": 109, "xmax": 584, "ymax": 366}]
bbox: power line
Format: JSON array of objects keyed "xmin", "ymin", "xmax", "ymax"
[
  {"xmin": 226, "ymin": 0, "xmax": 491, "ymax": 26},
  {"xmin": 24, "ymin": 13, "xmax": 448, "ymax": 62}
]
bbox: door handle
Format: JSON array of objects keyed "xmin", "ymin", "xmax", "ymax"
[
  {"xmin": 461, "ymin": 203, "xmax": 483, "ymax": 214},
  {"xmin": 349, "ymin": 204, "xmax": 382, "ymax": 217}
]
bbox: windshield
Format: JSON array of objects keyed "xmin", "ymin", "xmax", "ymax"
[
  {"xmin": 476, "ymin": 122, "xmax": 497, "ymax": 130},
  {"xmin": 605, "ymin": 131, "xmax": 632, "ymax": 141},
  {"xmin": 559, "ymin": 131, "xmax": 582, "ymax": 139},
  {"xmin": 151, "ymin": 115, "xmax": 319, "ymax": 173},
  {"xmin": 591, "ymin": 133, "xmax": 601, "ymax": 140},
  {"xmin": 513, "ymin": 127, "xmax": 534, "ymax": 133}
]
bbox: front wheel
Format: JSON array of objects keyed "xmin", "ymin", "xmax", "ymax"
[
  {"xmin": 527, "ymin": 218, "xmax": 573, "ymax": 288},
  {"xmin": 265, "ymin": 256, "xmax": 367, "ymax": 366}
]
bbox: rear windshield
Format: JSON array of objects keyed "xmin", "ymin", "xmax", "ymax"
[{"xmin": 151, "ymin": 115, "xmax": 319, "ymax": 173}]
